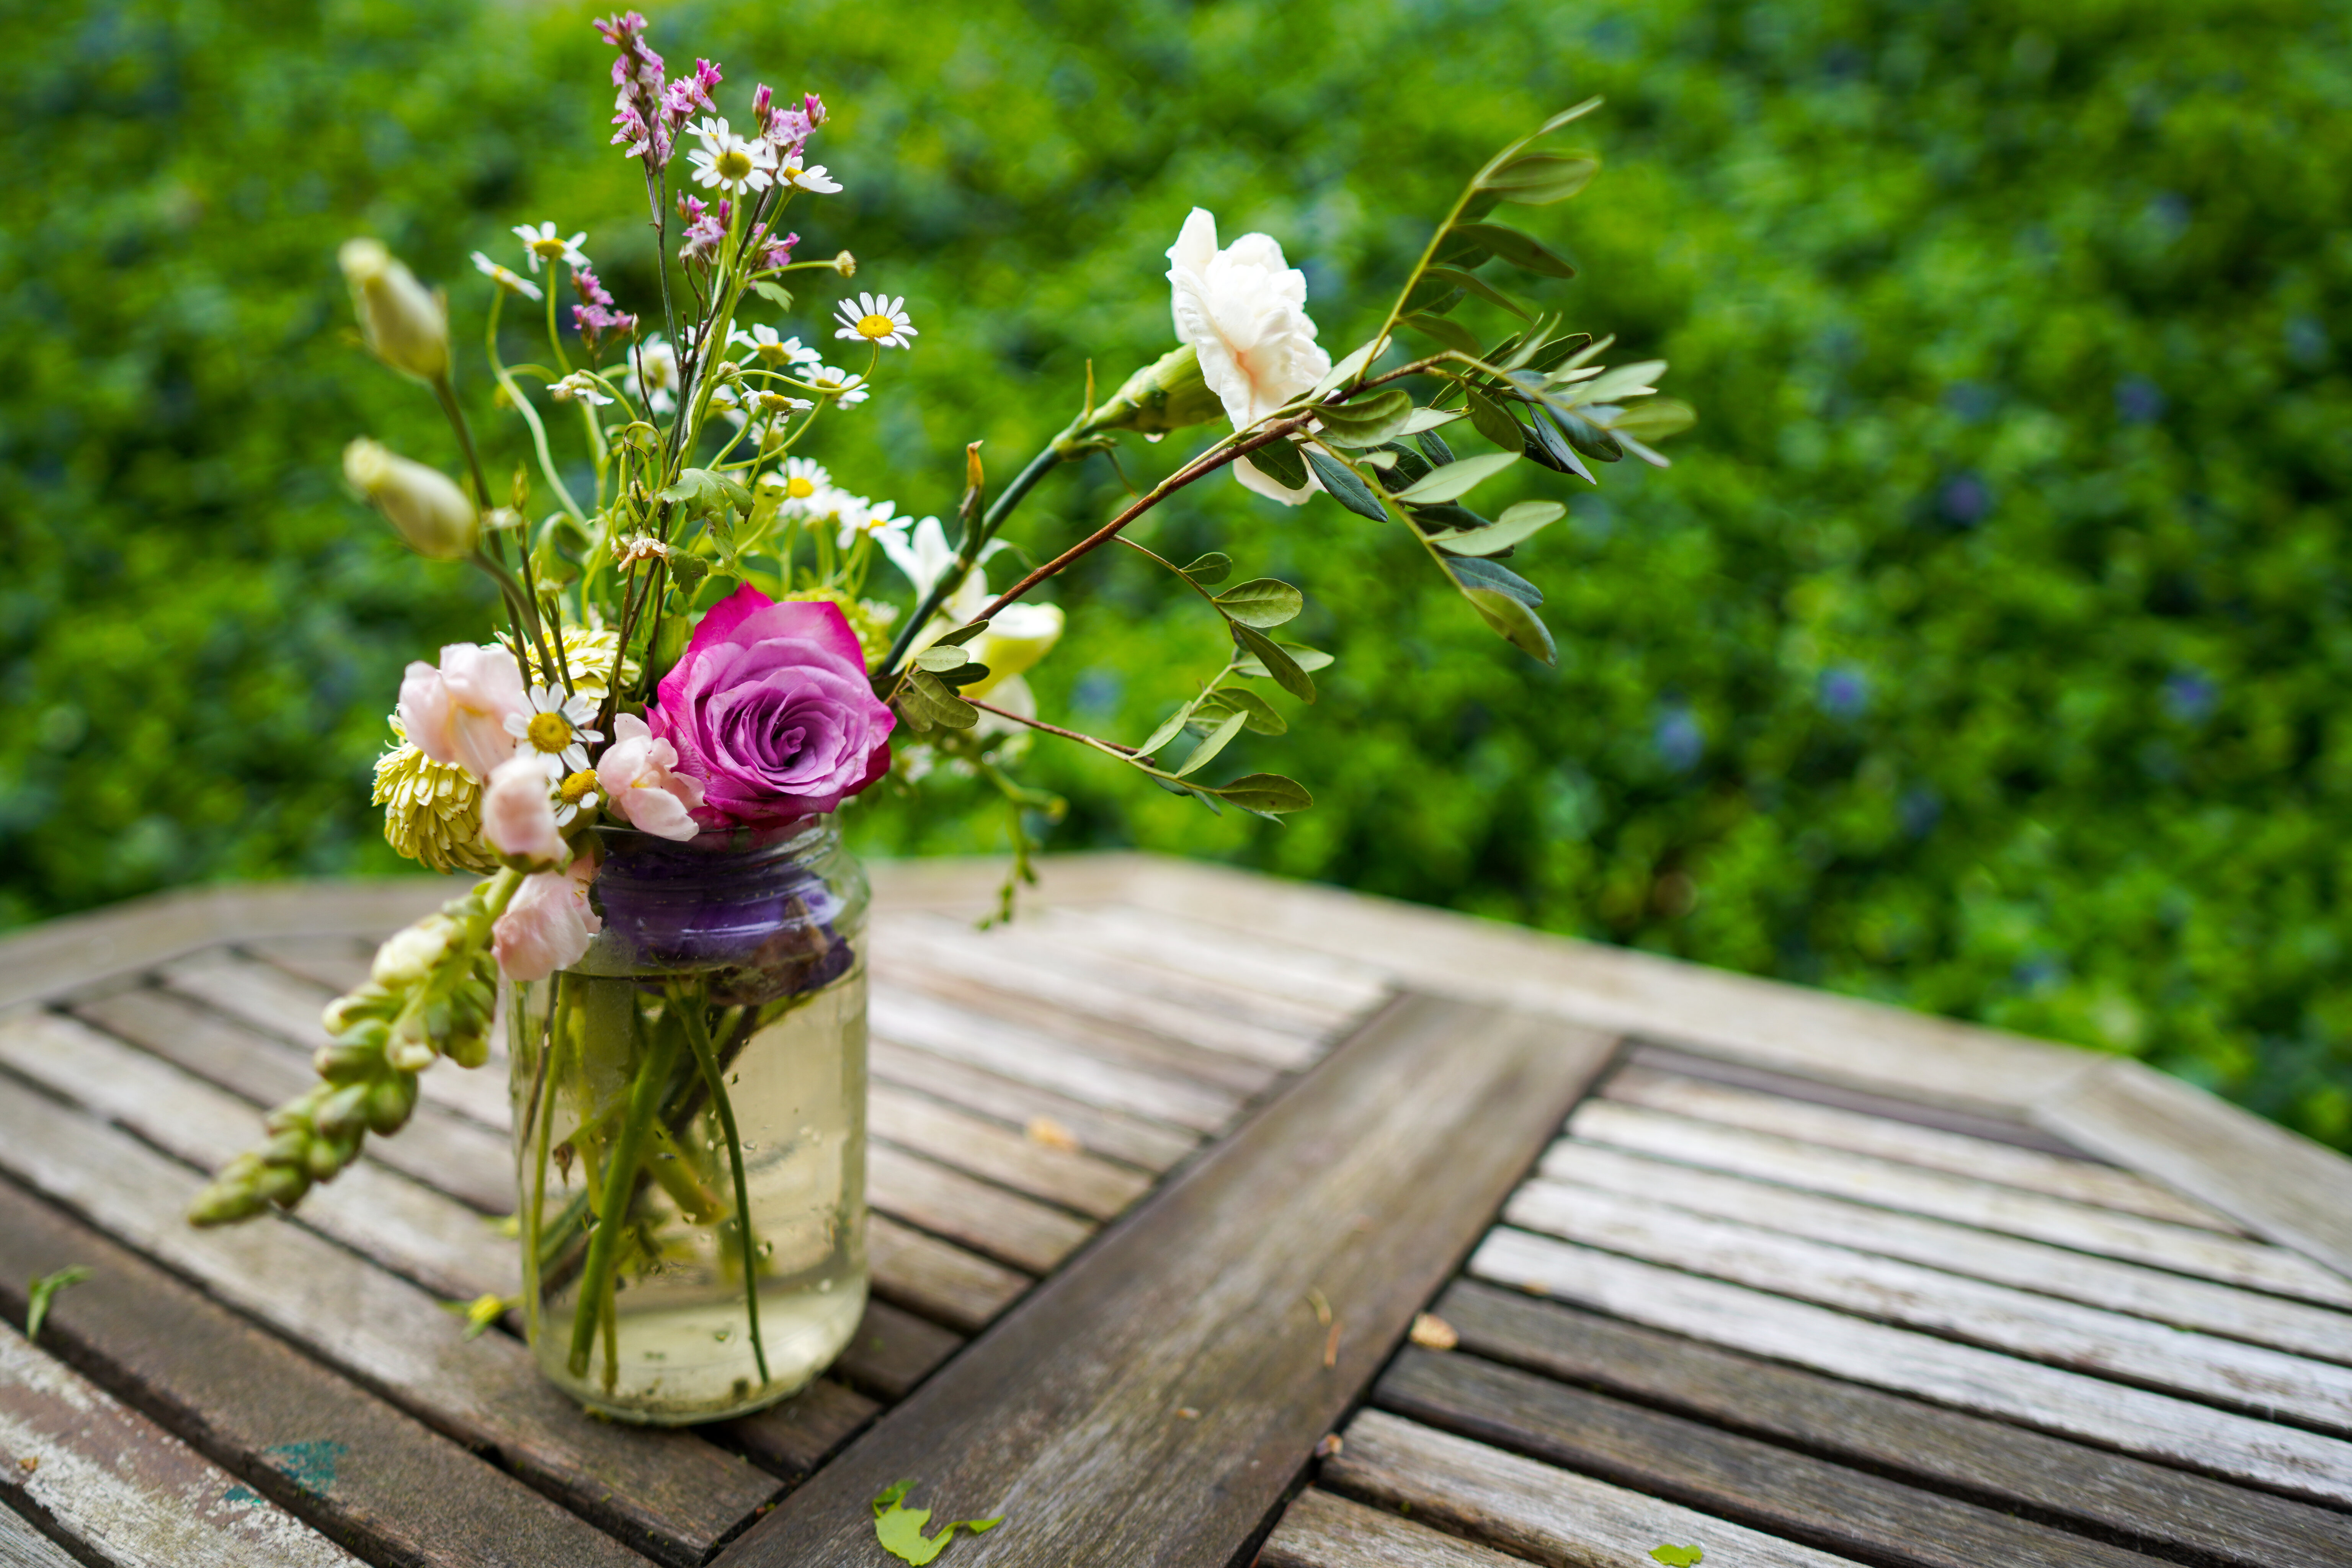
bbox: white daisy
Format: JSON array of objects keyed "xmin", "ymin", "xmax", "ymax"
[
  {"xmin": 760, "ymin": 456, "xmax": 832, "ymax": 516},
  {"xmin": 503, "ymin": 685, "xmax": 605, "ymax": 776},
  {"xmin": 471, "ymin": 252, "xmax": 543, "ymax": 300},
  {"xmin": 626, "ymin": 334, "xmax": 681, "ymax": 414},
  {"xmin": 552, "ymin": 768, "xmax": 602, "ymax": 827},
  {"xmin": 837, "ymin": 497, "xmax": 910, "ymax": 550},
  {"xmin": 806, "ymin": 364, "xmax": 869, "ymax": 407},
  {"xmin": 728, "ymin": 322, "xmax": 824, "ymax": 369},
  {"xmin": 549, "ymin": 371, "xmax": 612, "ymax": 406},
  {"xmin": 754, "ymin": 388, "xmax": 813, "ymax": 416},
  {"xmin": 833, "ymin": 293, "xmax": 916, "ymax": 350},
  {"xmin": 773, "ymin": 154, "xmax": 843, "ymax": 195},
  {"xmin": 687, "ymin": 117, "xmax": 777, "ymax": 194},
  {"xmin": 511, "ymin": 222, "xmax": 589, "ymax": 273}
]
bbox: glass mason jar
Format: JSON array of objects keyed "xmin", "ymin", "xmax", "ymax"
[{"xmin": 507, "ymin": 817, "xmax": 869, "ymax": 1424}]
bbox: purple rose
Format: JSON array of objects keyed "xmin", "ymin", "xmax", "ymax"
[{"xmin": 650, "ymin": 585, "xmax": 894, "ymax": 826}]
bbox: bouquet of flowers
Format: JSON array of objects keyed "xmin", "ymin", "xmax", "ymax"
[{"xmin": 184, "ymin": 9, "xmax": 1684, "ymax": 1419}]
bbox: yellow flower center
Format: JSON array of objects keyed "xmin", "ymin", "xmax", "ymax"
[
  {"xmin": 528, "ymin": 237, "xmax": 565, "ymax": 257},
  {"xmin": 560, "ymin": 769, "xmax": 599, "ymax": 804},
  {"xmin": 526, "ymin": 712, "xmax": 572, "ymax": 752},
  {"xmin": 780, "ymin": 165, "xmax": 802, "ymax": 183},
  {"xmin": 786, "ymin": 475, "xmax": 816, "ymax": 498},
  {"xmin": 757, "ymin": 343, "xmax": 790, "ymax": 364},
  {"xmin": 717, "ymin": 147, "xmax": 753, "ymax": 180},
  {"xmin": 856, "ymin": 313, "xmax": 895, "ymax": 339}
]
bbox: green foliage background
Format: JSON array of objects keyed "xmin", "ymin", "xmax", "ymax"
[{"xmin": 7, "ymin": 0, "xmax": 2350, "ymax": 1145}]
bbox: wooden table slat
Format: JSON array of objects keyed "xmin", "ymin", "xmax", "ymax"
[
  {"xmin": 1568, "ymin": 1101, "xmax": 2352, "ymax": 1307},
  {"xmin": 1506, "ymin": 1178, "xmax": 2352, "ymax": 1431},
  {"xmin": 831, "ymin": 1298, "xmax": 963, "ymax": 1401},
  {"xmin": 1259, "ymin": 1488, "xmax": 1530, "ymax": 1568},
  {"xmin": 0, "ymin": 1080, "xmax": 774, "ymax": 1564},
  {"xmin": 240, "ymin": 937, "xmax": 376, "ymax": 998},
  {"xmin": 715, "ymin": 996, "xmax": 1618, "ymax": 1566},
  {"xmin": 998, "ymin": 916, "xmax": 1366, "ymax": 1039},
  {"xmin": 865, "ymin": 1214, "xmax": 1030, "ymax": 1334},
  {"xmin": 1470, "ymin": 1226, "xmax": 2352, "ymax": 1505},
  {"xmin": 867, "ymin": 1038, "xmax": 1196, "ymax": 1174},
  {"xmin": 869, "ymin": 1082, "xmax": 1155, "ymax": 1221},
  {"xmin": 1327, "ymin": 1409, "xmax": 1864, "ymax": 1568},
  {"xmin": 1539, "ymin": 1139, "xmax": 2352, "ymax": 1364},
  {"xmin": 1382, "ymin": 1346, "xmax": 2176, "ymax": 1568},
  {"xmin": 1438, "ymin": 1279, "xmax": 2352, "ymax": 1568},
  {"xmin": 0, "ymin": 1321, "xmax": 366, "ymax": 1568},
  {"xmin": 1037, "ymin": 903, "xmax": 1393, "ymax": 1017},
  {"xmin": 72, "ymin": 986, "xmax": 511, "ymax": 1214},
  {"xmin": 0, "ymin": 1178, "xmax": 655, "ymax": 1568},
  {"xmin": 0, "ymin": 1503, "xmax": 78, "ymax": 1568},
  {"xmin": 1603, "ymin": 1064, "xmax": 2236, "ymax": 1231},
  {"xmin": 868, "ymin": 1142, "xmax": 1095, "ymax": 1275},
  {"xmin": 716, "ymin": 1379, "xmax": 878, "ymax": 1478}
]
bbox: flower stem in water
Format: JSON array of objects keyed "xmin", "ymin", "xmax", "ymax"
[{"xmin": 675, "ymin": 982, "xmax": 771, "ymax": 1387}]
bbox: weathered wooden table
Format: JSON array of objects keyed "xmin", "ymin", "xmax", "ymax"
[{"xmin": 2, "ymin": 853, "xmax": 2349, "ymax": 1568}]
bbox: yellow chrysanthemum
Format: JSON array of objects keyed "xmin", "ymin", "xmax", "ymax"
[
  {"xmin": 499, "ymin": 622, "xmax": 638, "ymax": 697},
  {"xmin": 373, "ymin": 717, "xmax": 499, "ymax": 874}
]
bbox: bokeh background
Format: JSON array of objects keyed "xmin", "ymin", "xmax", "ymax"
[{"xmin": 8, "ymin": 0, "xmax": 2350, "ymax": 1147}]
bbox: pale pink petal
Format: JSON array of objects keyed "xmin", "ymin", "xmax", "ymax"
[
  {"xmin": 493, "ymin": 859, "xmax": 601, "ymax": 982},
  {"xmin": 481, "ymin": 755, "xmax": 568, "ymax": 864}
]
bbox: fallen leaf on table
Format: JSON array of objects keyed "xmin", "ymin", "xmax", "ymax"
[
  {"xmin": 1024, "ymin": 1116, "xmax": 1080, "ymax": 1153},
  {"xmin": 1315, "ymin": 1434, "xmax": 1343, "ymax": 1457},
  {"xmin": 1650, "ymin": 1546, "xmax": 1704, "ymax": 1566},
  {"xmin": 24, "ymin": 1265, "xmax": 91, "ymax": 1343},
  {"xmin": 1409, "ymin": 1312, "xmax": 1459, "ymax": 1351},
  {"xmin": 873, "ymin": 1479, "xmax": 1003, "ymax": 1565}
]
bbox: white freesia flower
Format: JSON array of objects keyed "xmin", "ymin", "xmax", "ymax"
[
  {"xmin": 470, "ymin": 252, "xmax": 543, "ymax": 301},
  {"xmin": 915, "ymin": 562, "xmax": 1059, "ymax": 699},
  {"xmin": 880, "ymin": 514, "xmax": 1007, "ymax": 602},
  {"xmin": 1165, "ymin": 207, "xmax": 1331, "ymax": 505}
]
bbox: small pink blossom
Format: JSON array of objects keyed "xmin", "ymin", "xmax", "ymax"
[
  {"xmin": 482, "ymin": 754, "xmax": 570, "ymax": 865},
  {"xmin": 597, "ymin": 712, "xmax": 706, "ymax": 840},
  {"xmin": 397, "ymin": 644, "xmax": 528, "ymax": 781},
  {"xmin": 493, "ymin": 857, "xmax": 602, "ymax": 982}
]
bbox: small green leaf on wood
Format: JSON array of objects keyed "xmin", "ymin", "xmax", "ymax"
[
  {"xmin": 1202, "ymin": 684, "xmax": 1288, "ymax": 734},
  {"xmin": 750, "ymin": 279, "xmax": 794, "ymax": 309},
  {"xmin": 1215, "ymin": 773, "xmax": 1314, "ymax": 814},
  {"xmin": 1451, "ymin": 223, "xmax": 1576, "ymax": 279},
  {"xmin": 872, "ymin": 1480, "xmax": 1003, "ymax": 1565},
  {"xmin": 1465, "ymin": 586, "xmax": 1558, "ymax": 665},
  {"xmin": 1246, "ymin": 435, "xmax": 1310, "ymax": 491},
  {"xmin": 25, "ymin": 1265, "xmax": 91, "ymax": 1343},
  {"xmin": 1302, "ymin": 449, "xmax": 1388, "ymax": 523},
  {"xmin": 1214, "ymin": 578, "xmax": 1305, "ymax": 628},
  {"xmin": 1650, "ymin": 1548, "xmax": 1703, "ymax": 1568},
  {"xmin": 1314, "ymin": 387, "xmax": 1416, "ymax": 444},
  {"xmin": 1430, "ymin": 500, "xmax": 1565, "ymax": 555},
  {"xmin": 1232, "ymin": 622, "xmax": 1316, "ymax": 702},
  {"xmin": 1175, "ymin": 707, "xmax": 1249, "ymax": 777},
  {"xmin": 1180, "ymin": 552, "xmax": 1232, "ymax": 586},
  {"xmin": 1479, "ymin": 152, "xmax": 1599, "ymax": 204},
  {"xmin": 1606, "ymin": 397, "xmax": 1697, "ymax": 441},
  {"xmin": 1392, "ymin": 451, "xmax": 1519, "ymax": 504},
  {"xmin": 1465, "ymin": 389, "xmax": 1526, "ymax": 451},
  {"xmin": 1421, "ymin": 266, "xmax": 1531, "ymax": 320},
  {"xmin": 1397, "ymin": 313, "xmax": 1483, "ymax": 358}
]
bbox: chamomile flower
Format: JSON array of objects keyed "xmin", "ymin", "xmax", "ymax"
[
  {"xmin": 687, "ymin": 117, "xmax": 777, "ymax": 194},
  {"xmin": 511, "ymin": 222, "xmax": 589, "ymax": 273},
  {"xmin": 837, "ymin": 497, "xmax": 910, "ymax": 550},
  {"xmin": 552, "ymin": 768, "xmax": 601, "ymax": 827},
  {"xmin": 806, "ymin": 364, "xmax": 869, "ymax": 407},
  {"xmin": 760, "ymin": 456, "xmax": 831, "ymax": 516},
  {"xmin": 728, "ymin": 322, "xmax": 823, "ymax": 369},
  {"xmin": 503, "ymin": 685, "xmax": 605, "ymax": 776},
  {"xmin": 626, "ymin": 334, "xmax": 681, "ymax": 413},
  {"xmin": 833, "ymin": 293, "xmax": 916, "ymax": 350},
  {"xmin": 549, "ymin": 371, "xmax": 612, "ymax": 406},
  {"xmin": 754, "ymin": 388, "xmax": 813, "ymax": 416},
  {"xmin": 471, "ymin": 252, "xmax": 543, "ymax": 300},
  {"xmin": 772, "ymin": 153, "xmax": 843, "ymax": 194}
]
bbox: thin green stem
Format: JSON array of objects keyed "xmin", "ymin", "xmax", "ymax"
[
  {"xmin": 879, "ymin": 435, "xmax": 1074, "ymax": 675},
  {"xmin": 565, "ymin": 1006, "xmax": 681, "ymax": 1378},
  {"xmin": 675, "ymin": 986, "xmax": 770, "ymax": 1386}
]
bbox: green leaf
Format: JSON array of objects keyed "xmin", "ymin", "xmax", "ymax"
[
  {"xmin": 929, "ymin": 618, "xmax": 991, "ymax": 648},
  {"xmin": 1397, "ymin": 313, "xmax": 1483, "ymax": 358},
  {"xmin": 1465, "ymin": 586, "xmax": 1558, "ymax": 665},
  {"xmin": 750, "ymin": 279, "xmax": 794, "ymax": 309},
  {"xmin": 655, "ymin": 467, "xmax": 752, "ymax": 519},
  {"xmin": 1180, "ymin": 552, "xmax": 1232, "ymax": 586},
  {"xmin": 1430, "ymin": 500, "xmax": 1565, "ymax": 556},
  {"xmin": 1451, "ymin": 223, "xmax": 1576, "ymax": 279},
  {"xmin": 1465, "ymin": 388, "xmax": 1526, "ymax": 451},
  {"xmin": 666, "ymin": 552, "xmax": 712, "ymax": 591},
  {"xmin": 1450, "ymin": 555, "xmax": 1544, "ymax": 606},
  {"xmin": 872, "ymin": 1481, "xmax": 1003, "ymax": 1565},
  {"xmin": 1137, "ymin": 702, "xmax": 1198, "ymax": 757},
  {"xmin": 1421, "ymin": 265, "xmax": 1531, "ymax": 320},
  {"xmin": 1650, "ymin": 1548, "xmax": 1703, "ymax": 1568},
  {"xmin": 899, "ymin": 670, "xmax": 978, "ymax": 731},
  {"xmin": 1392, "ymin": 451, "xmax": 1519, "ymax": 504},
  {"xmin": 1246, "ymin": 435, "xmax": 1310, "ymax": 491},
  {"xmin": 1175, "ymin": 707, "xmax": 1248, "ymax": 777},
  {"xmin": 1310, "ymin": 341, "xmax": 1378, "ymax": 399},
  {"xmin": 1302, "ymin": 449, "xmax": 1388, "ymax": 523},
  {"xmin": 913, "ymin": 644, "xmax": 983, "ymax": 674},
  {"xmin": 1314, "ymin": 387, "xmax": 1416, "ymax": 444},
  {"xmin": 24, "ymin": 1265, "xmax": 91, "ymax": 1343},
  {"xmin": 1545, "ymin": 405, "xmax": 1624, "ymax": 463},
  {"xmin": 1566, "ymin": 360, "xmax": 1667, "ymax": 405},
  {"xmin": 1607, "ymin": 397, "xmax": 1697, "ymax": 441},
  {"xmin": 1535, "ymin": 96, "xmax": 1605, "ymax": 136},
  {"xmin": 1522, "ymin": 406, "xmax": 1597, "ymax": 480},
  {"xmin": 1398, "ymin": 407, "xmax": 1466, "ymax": 436},
  {"xmin": 1478, "ymin": 152, "xmax": 1599, "ymax": 204},
  {"xmin": 1214, "ymin": 577, "xmax": 1305, "ymax": 628},
  {"xmin": 1201, "ymin": 684, "xmax": 1288, "ymax": 735},
  {"xmin": 1401, "ymin": 274, "xmax": 1468, "ymax": 318},
  {"xmin": 1232, "ymin": 622, "xmax": 1316, "ymax": 702},
  {"xmin": 1215, "ymin": 773, "xmax": 1314, "ymax": 814}
]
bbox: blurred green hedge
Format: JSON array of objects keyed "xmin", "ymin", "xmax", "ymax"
[{"xmin": 7, "ymin": 0, "xmax": 2350, "ymax": 1145}]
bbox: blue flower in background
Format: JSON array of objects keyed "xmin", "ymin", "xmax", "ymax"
[
  {"xmin": 2164, "ymin": 669, "xmax": 2217, "ymax": 725},
  {"xmin": 1937, "ymin": 471, "xmax": 1992, "ymax": 526},
  {"xmin": 1818, "ymin": 664, "xmax": 1870, "ymax": 720},
  {"xmin": 2115, "ymin": 376, "xmax": 2166, "ymax": 424},
  {"xmin": 1653, "ymin": 704, "xmax": 1704, "ymax": 774}
]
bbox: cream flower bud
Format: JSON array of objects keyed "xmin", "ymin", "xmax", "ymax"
[
  {"xmin": 338, "ymin": 238, "xmax": 450, "ymax": 381},
  {"xmin": 833, "ymin": 250, "xmax": 857, "ymax": 277},
  {"xmin": 967, "ymin": 604, "xmax": 1065, "ymax": 698},
  {"xmin": 344, "ymin": 439, "xmax": 477, "ymax": 559},
  {"xmin": 1070, "ymin": 343, "xmax": 1225, "ymax": 446},
  {"xmin": 370, "ymin": 918, "xmax": 455, "ymax": 988}
]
